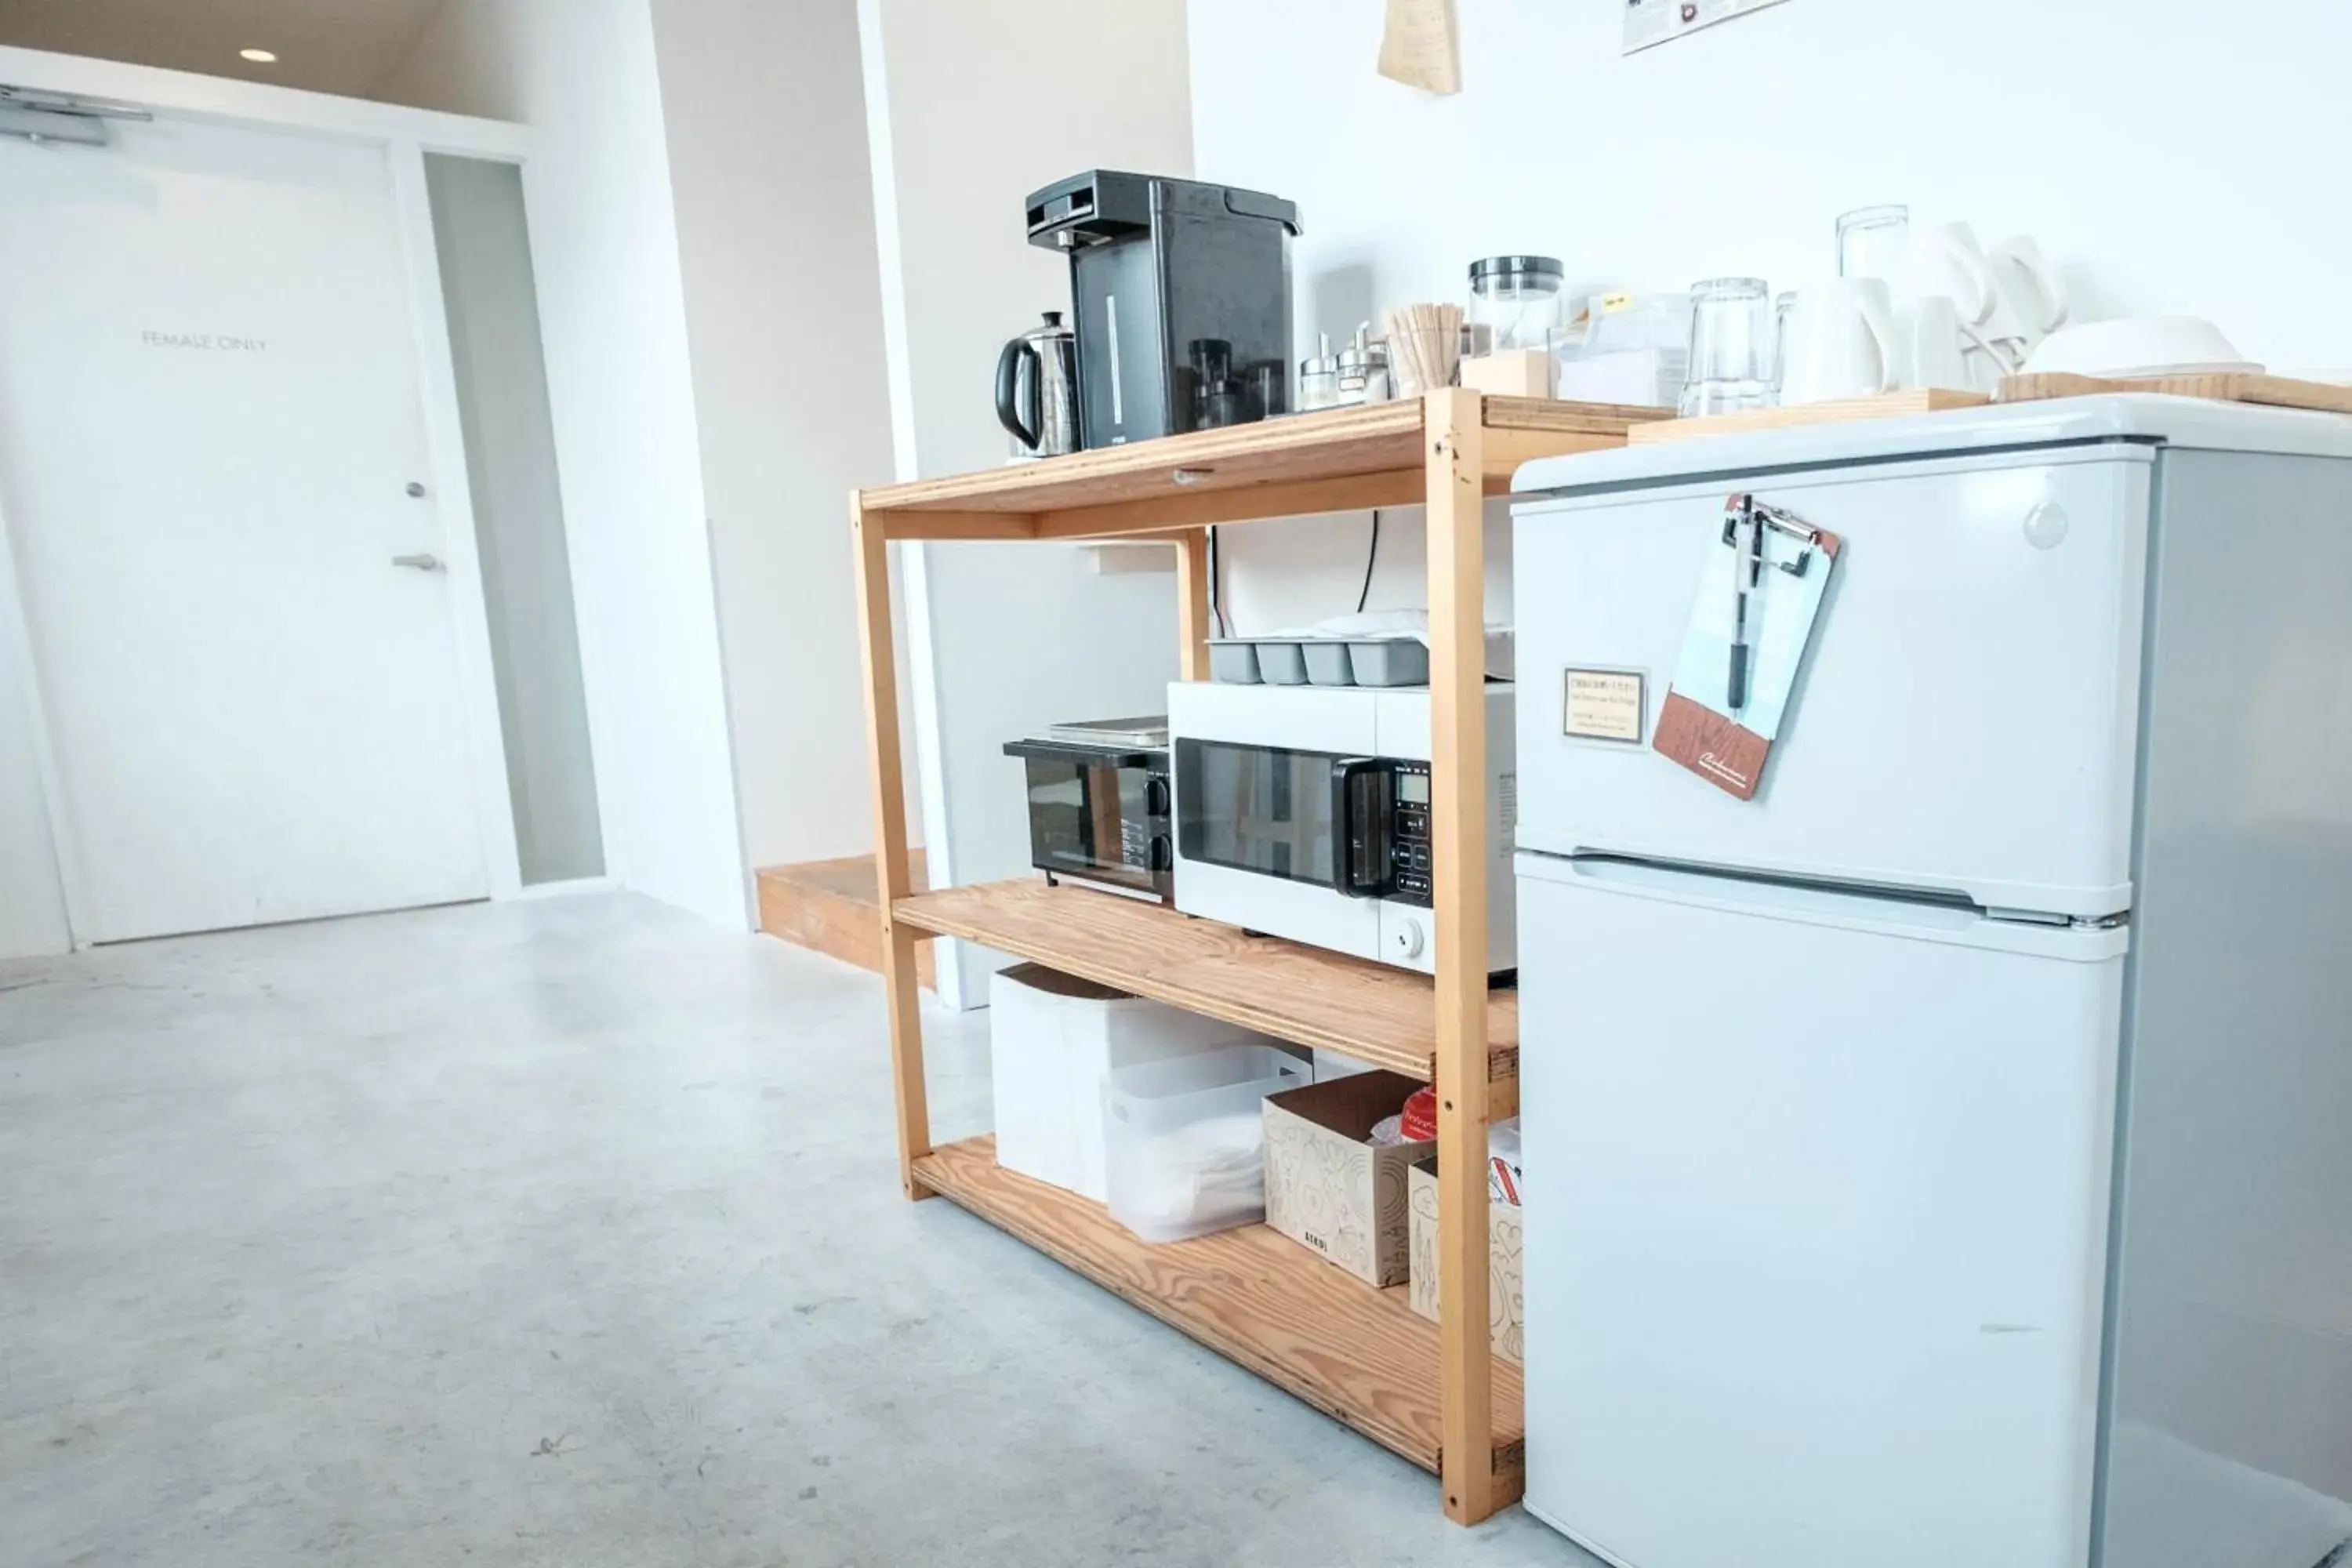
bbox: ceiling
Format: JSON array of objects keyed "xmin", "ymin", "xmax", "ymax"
[{"xmin": 0, "ymin": 0, "xmax": 447, "ymax": 100}]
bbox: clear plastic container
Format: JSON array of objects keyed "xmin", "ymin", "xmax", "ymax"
[
  {"xmin": 1467, "ymin": 256, "xmax": 1566, "ymax": 353},
  {"xmin": 1102, "ymin": 1044, "xmax": 1307, "ymax": 1243},
  {"xmin": 1554, "ymin": 291, "xmax": 1690, "ymax": 408}
]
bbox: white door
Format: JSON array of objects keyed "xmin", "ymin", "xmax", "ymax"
[
  {"xmin": 0, "ymin": 114, "xmax": 488, "ymax": 942},
  {"xmin": 1515, "ymin": 852, "xmax": 2125, "ymax": 1568}
]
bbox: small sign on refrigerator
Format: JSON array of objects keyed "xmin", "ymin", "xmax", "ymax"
[
  {"xmin": 1563, "ymin": 667, "xmax": 1647, "ymax": 744},
  {"xmin": 1624, "ymin": 0, "xmax": 1791, "ymax": 55},
  {"xmin": 1652, "ymin": 494, "xmax": 1842, "ymax": 801}
]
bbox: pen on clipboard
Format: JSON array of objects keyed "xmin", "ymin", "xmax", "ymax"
[{"xmin": 1727, "ymin": 503, "xmax": 1764, "ymax": 713}]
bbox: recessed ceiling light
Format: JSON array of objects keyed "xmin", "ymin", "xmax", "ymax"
[{"xmin": 240, "ymin": 48, "xmax": 278, "ymax": 64}]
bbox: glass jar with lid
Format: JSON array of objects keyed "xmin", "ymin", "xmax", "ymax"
[
  {"xmin": 1298, "ymin": 332, "xmax": 1341, "ymax": 412},
  {"xmin": 1334, "ymin": 321, "xmax": 1390, "ymax": 405},
  {"xmin": 1467, "ymin": 255, "xmax": 1566, "ymax": 353}
]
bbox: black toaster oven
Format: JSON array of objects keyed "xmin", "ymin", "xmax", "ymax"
[{"xmin": 1003, "ymin": 721, "xmax": 1173, "ymax": 903}]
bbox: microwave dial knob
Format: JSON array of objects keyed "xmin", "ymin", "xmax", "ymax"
[
  {"xmin": 1390, "ymin": 916, "xmax": 1427, "ymax": 961},
  {"xmin": 1148, "ymin": 835, "xmax": 1173, "ymax": 873},
  {"xmin": 1145, "ymin": 777, "xmax": 1171, "ymax": 816}
]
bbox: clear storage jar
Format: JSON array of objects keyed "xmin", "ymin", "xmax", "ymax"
[{"xmin": 1468, "ymin": 256, "xmax": 1566, "ymax": 353}]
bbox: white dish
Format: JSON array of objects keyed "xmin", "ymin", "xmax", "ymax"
[
  {"xmin": 2024, "ymin": 317, "xmax": 2256, "ymax": 379},
  {"xmin": 2078, "ymin": 360, "xmax": 2267, "ymax": 379}
]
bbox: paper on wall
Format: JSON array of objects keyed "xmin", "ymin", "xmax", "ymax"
[
  {"xmin": 1624, "ymin": 0, "xmax": 1791, "ymax": 56},
  {"xmin": 1378, "ymin": 0, "xmax": 1461, "ymax": 93}
]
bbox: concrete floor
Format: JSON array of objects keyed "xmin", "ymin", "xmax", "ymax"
[{"xmin": 0, "ymin": 894, "xmax": 1594, "ymax": 1567}]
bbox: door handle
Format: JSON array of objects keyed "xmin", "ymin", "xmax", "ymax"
[{"xmin": 392, "ymin": 553, "xmax": 445, "ymax": 572}]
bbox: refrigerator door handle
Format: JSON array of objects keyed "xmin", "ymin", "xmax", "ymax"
[{"xmin": 1527, "ymin": 852, "xmax": 2129, "ymax": 961}]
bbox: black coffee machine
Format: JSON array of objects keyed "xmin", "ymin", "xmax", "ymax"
[{"xmin": 1023, "ymin": 170, "xmax": 1299, "ymax": 448}]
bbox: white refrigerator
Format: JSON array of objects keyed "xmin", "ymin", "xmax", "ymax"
[{"xmin": 1508, "ymin": 397, "xmax": 2352, "ymax": 1568}]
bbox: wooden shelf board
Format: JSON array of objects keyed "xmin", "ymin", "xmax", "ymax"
[
  {"xmin": 1997, "ymin": 369, "xmax": 2352, "ymax": 416},
  {"xmin": 913, "ymin": 1134, "xmax": 1526, "ymax": 1490},
  {"xmin": 894, "ymin": 878, "xmax": 1518, "ymax": 1087},
  {"xmin": 1627, "ymin": 387, "xmax": 1991, "ymax": 445},
  {"xmin": 863, "ymin": 397, "xmax": 1664, "ymax": 541}
]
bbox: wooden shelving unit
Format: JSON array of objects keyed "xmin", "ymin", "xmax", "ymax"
[
  {"xmin": 913, "ymin": 1136, "xmax": 1526, "ymax": 1485},
  {"xmin": 852, "ymin": 390, "xmax": 1660, "ymax": 1524},
  {"xmin": 895, "ymin": 879, "xmax": 1519, "ymax": 1100}
]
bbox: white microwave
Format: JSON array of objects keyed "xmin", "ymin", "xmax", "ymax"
[{"xmin": 1166, "ymin": 681, "xmax": 1516, "ymax": 975}]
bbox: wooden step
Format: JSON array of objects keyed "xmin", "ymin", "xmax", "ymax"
[{"xmin": 756, "ymin": 852, "xmax": 935, "ymax": 989}]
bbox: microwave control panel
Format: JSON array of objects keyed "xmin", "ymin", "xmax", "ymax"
[{"xmin": 1389, "ymin": 762, "xmax": 1433, "ymax": 905}]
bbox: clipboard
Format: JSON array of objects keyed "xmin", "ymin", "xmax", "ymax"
[{"xmin": 1652, "ymin": 494, "xmax": 1842, "ymax": 801}]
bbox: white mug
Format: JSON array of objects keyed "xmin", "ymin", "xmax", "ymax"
[
  {"xmin": 1987, "ymin": 234, "xmax": 2070, "ymax": 345},
  {"xmin": 1910, "ymin": 221, "xmax": 1998, "ymax": 328},
  {"xmin": 1780, "ymin": 278, "xmax": 1898, "ymax": 405},
  {"xmin": 1904, "ymin": 295, "xmax": 1973, "ymax": 390}
]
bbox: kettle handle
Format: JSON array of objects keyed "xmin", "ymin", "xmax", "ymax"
[{"xmin": 995, "ymin": 337, "xmax": 1041, "ymax": 451}]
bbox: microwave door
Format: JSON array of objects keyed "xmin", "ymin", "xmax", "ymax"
[{"xmin": 1177, "ymin": 739, "xmax": 1340, "ymax": 889}]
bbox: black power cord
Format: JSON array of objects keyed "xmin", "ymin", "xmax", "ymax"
[
  {"xmin": 1208, "ymin": 524, "xmax": 1229, "ymax": 637},
  {"xmin": 1209, "ymin": 507, "xmax": 1379, "ymax": 637}
]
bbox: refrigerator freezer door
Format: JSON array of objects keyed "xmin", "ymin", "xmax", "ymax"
[
  {"xmin": 1516, "ymin": 851, "xmax": 2124, "ymax": 1568},
  {"xmin": 1514, "ymin": 447, "xmax": 2150, "ymax": 917}
]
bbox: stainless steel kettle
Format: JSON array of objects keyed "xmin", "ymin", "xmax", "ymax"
[{"xmin": 996, "ymin": 310, "xmax": 1079, "ymax": 460}]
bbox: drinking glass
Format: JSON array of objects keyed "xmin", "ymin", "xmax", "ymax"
[
  {"xmin": 1837, "ymin": 204, "xmax": 1911, "ymax": 286},
  {"xmin": 1771, "ymin": 290, "xmax": 1798, "ymax": 401},
  {"xmin": 1679, "ymin": 278, "xmax": 1773, "ymax": 416}
]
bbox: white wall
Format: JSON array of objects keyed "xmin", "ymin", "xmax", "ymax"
[
  {"xmin": 858, "ymin": 0, "xmax": 1193, "ymax": 1006},
  {"xmin": 1190, "ymin": 0, "xmax": 2352, "ymax": 623},
  {"xmin": 0, "ymin": 541, "xmax": 70, "ymax": 959},
  {"xmin": 383, "ymin": 0, "xmax": 751, "ymax": 928},
  {"xmin": 646, "ymin": 0, "xmax": 899, "ymax": 874}
]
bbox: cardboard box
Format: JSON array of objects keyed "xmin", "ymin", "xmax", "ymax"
[
  {"xmin": 1406, "ymin": 1155, "xmax": 1525, "ymax": 1363},
  {"xmin": 990, "ymin": 962, "xmax": 1286, "ymax": 1201},
  {"xmin": 1261, "ymin": 1071, "xmax": 1433, "ymax": 1287}
]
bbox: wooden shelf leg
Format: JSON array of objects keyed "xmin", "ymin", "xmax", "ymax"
[
  {"xmin": 1174, "ymin": 527, "xmax": 1212, "ymax": 681},
  {"xmin": 1425, "ymin": 390, "xmax": 1500, "ymax": 1523},
  {"xmin": 852, "ymin": 496, "xmax": 935, "ymax": 1200}
]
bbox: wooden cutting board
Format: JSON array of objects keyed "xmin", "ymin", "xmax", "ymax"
[
  {"xmin": 1627, "ymin": 388, "xmax": 1991, "ymax": 445},
  {"xmin": 1998, "ymin": 370, "xmax": 2352, "ymax": 415}
]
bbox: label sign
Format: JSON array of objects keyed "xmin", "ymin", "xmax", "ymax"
[
  {"xmin": 142, "ymin": 331, "xmax": 269, "ymax": 353},
  {"xmin": 1564, "ymin": 668, "xmax": 1646, "ymax": 743}
]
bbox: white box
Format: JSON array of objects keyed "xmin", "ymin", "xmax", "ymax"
[
  {"xmin": 1312, "ymin": 1047, "xmax": 1379, "ymax": 1081},
  {"xmin": 988, "ymin": 963, "xmax": 1284, "ymax": 1201}
]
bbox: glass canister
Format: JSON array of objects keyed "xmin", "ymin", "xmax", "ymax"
[
  {"xmin": 1298, "ymin": 332, "xmax": 1341, "ymax": 412},
  {"xmin": 1334, "ymin": 321, "xmax": 1390, "ymax": 405},
  {"xmin": 1467, "ymin": 256, "xmax": 1566, "ymax": 353}
]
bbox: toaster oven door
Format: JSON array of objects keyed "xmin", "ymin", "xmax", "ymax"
[{"xmin": 1011, "ymin": 747, "xmax": 1171, "ymax": 897}]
